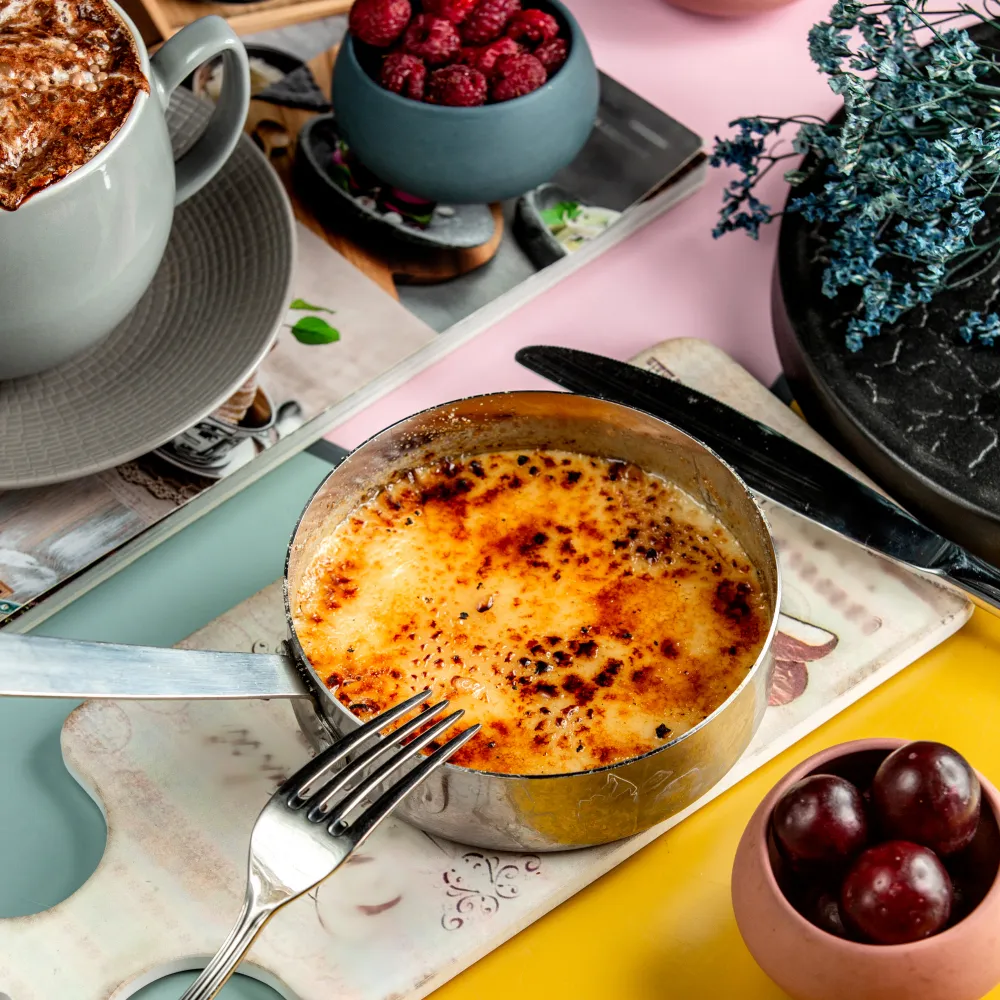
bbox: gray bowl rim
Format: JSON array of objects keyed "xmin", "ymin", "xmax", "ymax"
[
  {"xmin": 282, "ymin": 388, "xmax": 783, "ymax": 784},
  {"xmin": 338, "ymin": 0, "xmax": 592, "ymax": 118},
  {"xmin": 518, "ymin": 180, "xmax": 577, "ymax": 259}
]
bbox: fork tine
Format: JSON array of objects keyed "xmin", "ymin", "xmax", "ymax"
[
  {"xmin": 339, "ymin": 724, "xmax": 481, "ymax": 850},
  {"xmin": 281, "ymin": 687, "xmax": 431, "ymax": 802},
  {"xmin": 315, "ymin": 708, "xmax": 465, "ymax": 826},
  {"xmin": 300, "ymin": 700, "xmax": 451, "ymax": 815}
]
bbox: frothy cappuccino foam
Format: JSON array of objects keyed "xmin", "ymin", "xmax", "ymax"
[{"xmin": 0, "ymin": 0, "xmax": 149, "ymax": 211}]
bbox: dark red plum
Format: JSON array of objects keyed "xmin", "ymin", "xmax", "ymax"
[
  {"xmin": 841, "ymin": 841, "xmax": 953, "ymax": 945},
  {"xmin": 773, "ymin": 774, "xmax": 869, "ymax": 866},
  {"xmin": 872, "ymin": 742, "xmax": 981, "ymax": 856}
]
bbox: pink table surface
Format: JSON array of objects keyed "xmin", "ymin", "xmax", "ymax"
[{"xmin": 331, "ymin": 0, "xmax": 840, "ymax": 451}]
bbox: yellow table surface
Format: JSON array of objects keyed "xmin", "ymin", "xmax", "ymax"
[{"xmin": 432, "ymin": 609, "xmax": 1000, "ymax": 1000}]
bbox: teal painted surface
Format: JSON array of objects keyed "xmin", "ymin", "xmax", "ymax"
[
  {"xmin": 131, "ymin": 971, "xmax": 280, "ymax": 999},
  {"xmin": 0, "ymin": 450, "xmax": 336, "ymax": 998}
]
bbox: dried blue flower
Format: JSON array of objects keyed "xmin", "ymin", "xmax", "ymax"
[
  {"xmin": 829, "ymin": 0, "xmax": 862, "ymax": 29},
  {"xmin": 960, "ymin": 312, "xmax": 1000, "ymax": 346},
  {"xmin": 712, "ymin": 187, "xmax": 773, "ymax": 240},
  {"xmin": 823, "ymin": 216, "xmax": 882, "ymax": 296},
  {"xmin": 809, "ymin": 22, "xmax": 850, "ymax": 73},
  {"xmin": 711, "ymin": 0, "xmax": 1000, "ymax": 350}
]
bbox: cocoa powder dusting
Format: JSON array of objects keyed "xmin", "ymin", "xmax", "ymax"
[{"xmin": 0, "ymin": 0, "xmax": 149, "ymax": 210}]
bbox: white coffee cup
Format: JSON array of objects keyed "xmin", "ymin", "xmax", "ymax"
[{"xmin": 0, "ymin": 4, "xmax": 251, "ymax": 380}]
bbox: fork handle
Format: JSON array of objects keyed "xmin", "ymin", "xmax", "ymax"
[{"xmin": 179, "ymin": 893, "xmax": 276, "ymax": 1000}]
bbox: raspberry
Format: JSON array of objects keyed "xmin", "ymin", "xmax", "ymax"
[
  {"xmin": 348, "ymin": 0, "xmax": 411, "ymax": 47},
  {"xmin": 456, "ymin": 45, "xmax": 482, "ymax": 64},
  {"xmin": 461, "ymin": 0, "xmax": 521, "ymax": 44},
  {"xmin": 534, "ymin": 35, "xmax": 568, "ymax": 73},
  {"xmin": 380, "ymin": 52, "xmax": 427, "ymax": 99},
  {"xmin": 427, "ymin": 64, "xmax": 488, "ymax": 106},
  {"xmin": 403, "ymin": 14, "xmax": 462, "ymax": 65},
  {"xmin": 505, "ymin": 9, "xmax": 559, "ymax": 44},
  {"xmin": 491, "ymin": 52, "xmax": 546, "ymax": 101},
  {"xmin": 472, "ymin": 36, "xmax": 522, "ymax": 76},
  {"xmin": 423, "ymin": 0, "xmax": 478, "ymax": 23}
]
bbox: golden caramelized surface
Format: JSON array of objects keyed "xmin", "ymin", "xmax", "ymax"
[{"xmin": 293, "ymin": 450, "xmax": 768, "ymax": 775}]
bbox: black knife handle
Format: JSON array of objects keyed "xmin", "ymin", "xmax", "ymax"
[{"xmin": 939, "ymin": 552, "xmax": 1000, "ymax": 616}]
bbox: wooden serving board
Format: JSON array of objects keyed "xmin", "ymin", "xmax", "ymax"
[
  {"xmin": 244, "ymin": 47, "xmax": 505, "ymax": 299},
  {"xmin": 127, "ymin": 0, "xmax": 352, "ymax": 46},
  {"xmin": 0, "ymin": 340, "xmax": 971, "ymax": 1000},
  {"xmin": 250, "ymin": 46, "xmax": 398, "ymax": 299}
]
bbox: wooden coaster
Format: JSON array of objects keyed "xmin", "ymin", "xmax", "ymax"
[
  {"xmin": 126, "ymin": 0, "xmax": 352, "ymax": 45},
  {"xmin": 250, "ymin": 47, "xmax": 396, "ymax": 298},
  {"xmin": 246, "ymin": 47, "xmax": 505, "ymax": 296}
]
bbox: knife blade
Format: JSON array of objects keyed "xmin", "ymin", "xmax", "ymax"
[
  {"xmin": 0, "ymin": 633, "xmax": 308, "ymax": 699},
  {"xmin": 516, "ymin": 345, "xmax": 1000, "ymax": 615}
]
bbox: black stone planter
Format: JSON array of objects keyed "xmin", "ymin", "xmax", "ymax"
[{"xmin": 773, "ymin": 23, "xmax": 1000, "ymax": 563}]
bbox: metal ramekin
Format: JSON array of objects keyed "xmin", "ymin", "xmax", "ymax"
[{"xmin": 282, "ymin": 391, "xmax": 781, "ymax": 851}]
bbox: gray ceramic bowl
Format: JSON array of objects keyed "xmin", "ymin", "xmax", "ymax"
[{"xmin": 332, "ymin": 0, "xmax": 600, "ymax": 204}]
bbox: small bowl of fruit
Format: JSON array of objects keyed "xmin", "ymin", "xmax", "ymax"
[
  {"xmin": 732, "ymin": 738, "xmax": 1000, "ymax": 1000},
  {"xmin": 332, "ymin": 0, "xmax": 600, "ymax": 204}
]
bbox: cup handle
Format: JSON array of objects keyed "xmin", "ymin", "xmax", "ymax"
[{"xmin": 149, "ymin": 16, "xmax": 250, "ymax": 206}]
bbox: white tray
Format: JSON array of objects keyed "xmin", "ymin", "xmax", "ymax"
[{"xmin": 0, "ymin": 338, "xmax": 969, "ymax": 999}]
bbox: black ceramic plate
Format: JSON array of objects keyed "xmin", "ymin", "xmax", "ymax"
[
  {"xmin": 256, "ymin": 64, "xmax": 331, "ymax": 112},
  {"xmin": 183, "ymin": 45, "xmax": 317, "ymax": 106},
  {"xmin": 774, "ymin": 257, "xmax": 1000, "ymax": 564},
  {"xmin": 295, "ymin": 114, "xmax": 496, "ymax": 251},
  {"xmin": 774, "ymin": 26, "xmax": 1000, "ymax": 563}
]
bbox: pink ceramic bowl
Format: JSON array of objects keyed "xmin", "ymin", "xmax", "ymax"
[
  {"xmin": 662, "ymin": 0, "xmax": 800, "ymax": 17},
  {"xmin": 732, "ymin": 738, "xmax": 1000, "ymax": 1000}
]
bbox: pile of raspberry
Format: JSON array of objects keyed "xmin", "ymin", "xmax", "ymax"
[{"xmin": 348, "ymin": 0, "xmax": 570, "ymax": 107}]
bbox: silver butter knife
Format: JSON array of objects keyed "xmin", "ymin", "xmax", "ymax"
[{"xmin": 516, "ymin": 345, "xmax": 1000, "ymax": 617}]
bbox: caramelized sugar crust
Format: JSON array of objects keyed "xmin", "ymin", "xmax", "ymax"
[{"xmin": 293, "ymin": 450, "xmax": 769, "ymax": 775}]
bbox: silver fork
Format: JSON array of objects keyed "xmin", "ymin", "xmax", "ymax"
[{"xmin": 179, "ymin": 690, "xmax": 479, "ymax": 1000}]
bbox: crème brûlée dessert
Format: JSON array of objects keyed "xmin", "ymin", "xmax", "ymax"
[{"xmin": 292, "ymin": 449, "xmax": 770, "ymax": 776}]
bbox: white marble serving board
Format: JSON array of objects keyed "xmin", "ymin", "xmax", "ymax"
[{"xmin": 0, "ymin": 339, "xmax": 971, "ymax": 1000}]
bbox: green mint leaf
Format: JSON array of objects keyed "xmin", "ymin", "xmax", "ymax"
[
  {"xmin": 288, "ymin": 316, "xmax": 341, "ymax": 345},
  {"xmin": 290, "ymin": 298, "xmax": 336, "ymax": 314},
  {"xmin": 539, "ymin": 201, "xmax": 582, "ymax": 227}
]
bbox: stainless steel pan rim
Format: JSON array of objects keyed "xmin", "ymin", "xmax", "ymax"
[{"xmin": 281, "ymin": 389, "xmax": 781, "ymax": 850}]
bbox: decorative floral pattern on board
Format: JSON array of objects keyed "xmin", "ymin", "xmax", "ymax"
[{"xmin": 441, "ymin": 852, "xmax": 542, "ymax": 931}]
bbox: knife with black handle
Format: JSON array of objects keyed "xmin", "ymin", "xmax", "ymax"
[{"xmin": 516, "ymin": 345, "xmax": 1000, "ymax": 616}]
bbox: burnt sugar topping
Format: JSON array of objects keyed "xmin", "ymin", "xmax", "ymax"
[
  {"xmin": 293, "ymin": 450, "xmax": 770, "ymax": 776},
  {"xmin": 0, "ymin": 0, "xmax": 149, "ymax": 210}
]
